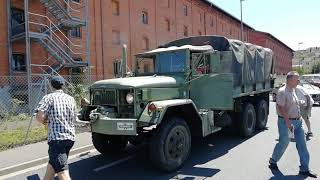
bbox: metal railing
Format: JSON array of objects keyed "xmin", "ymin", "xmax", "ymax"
[{"xmin": 29, "ymin": 12, "xmax": 82, "ymax": 55}]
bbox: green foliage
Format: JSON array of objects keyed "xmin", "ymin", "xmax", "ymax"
[
  {"xmin": 292, "ymin": 66, "xmax": 307, "ymax": 75},
  {"xmin": 0, "ymin": 126, "xmax": 47, "ymax": 151},
  {"xmin": 311, "ymin": 62, "xmax": 320, "ymax": 74},
  {"xmin": 65, "ymin": 84, "xmax": 88, "ymax": 107}
]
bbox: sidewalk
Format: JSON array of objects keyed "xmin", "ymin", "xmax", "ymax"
[{"xmin": 0, "ymin": 132, "xmax": 94, "ymax": 176}]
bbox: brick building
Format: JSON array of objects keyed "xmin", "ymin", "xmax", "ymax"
[{"xmin": 0, "ymin": 0, "xmax": 293, "ymax": 78}]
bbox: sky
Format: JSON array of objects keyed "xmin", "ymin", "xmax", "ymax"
[{"xmin": 209, "ymin": 0, "xmax": 320, "ymax": 50}]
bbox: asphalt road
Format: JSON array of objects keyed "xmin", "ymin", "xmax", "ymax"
[{"xmin": 4, "ymin": 102, "xmax": 320, "ymax": 180}]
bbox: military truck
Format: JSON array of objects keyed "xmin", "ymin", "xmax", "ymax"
[{"xmin": 79, "ymin": 36, "xmax": 274, "ymax": 172}]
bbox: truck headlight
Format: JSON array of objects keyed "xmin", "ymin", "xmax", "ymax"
[{"xmin": 126, "ymin": 93, "xmax": 134, "ymax": 104}]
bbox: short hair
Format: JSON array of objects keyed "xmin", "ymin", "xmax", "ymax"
[
  {"xmin": 286, "ymin": 71, "xmax": 299, "ymax": 80},
  {"xmin": 50, "ymin": 76, "xmax": 65, "ymax": 89}
]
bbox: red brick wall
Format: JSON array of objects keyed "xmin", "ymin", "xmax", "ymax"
[
  {"xmin": 0, "ymin": 0, "xmax": 292, "ymax": 78},
  {"xmin": 89, "ymin": 0, "xmax": 255, "ymax": 79},
  {"xmin": 0, "ymin": 1, "xmax": 9, "ymax": 76}
]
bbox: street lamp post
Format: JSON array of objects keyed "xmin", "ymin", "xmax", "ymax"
[
  {"xmin": 298, "ymin": 42, "xmax": 303, "ymax": 68},
  {"xmin": 240, "ymin": 0, "xmax": 245, "ymax": 41}
]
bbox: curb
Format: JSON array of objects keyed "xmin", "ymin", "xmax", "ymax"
[{"xmin": 0, "ymin": 144, "xmax": 94, "ymax": 176}]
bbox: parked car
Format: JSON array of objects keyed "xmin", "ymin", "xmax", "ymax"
[
  {"xmin": 299, "ymin": 81, "xmax": 320, "ymax": 104},
  {"xmin": 272, "ymin": 81, "xmax": 320, "ymax": 104},
  {"xmin": 301, "ymin": 74, "xmax": 320, "ymax": 88}
]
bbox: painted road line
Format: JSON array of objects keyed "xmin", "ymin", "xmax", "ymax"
[
  {"xmin": 0, "ymin": 149, "xmax": 96, "ymax": 180},
  {"xmin": 93, "ymin": 155, "xmax": 136, "ymax": 172},
  {"xmin": 0, "ymin": 144, "xmax": 94, "ymax": 177}
]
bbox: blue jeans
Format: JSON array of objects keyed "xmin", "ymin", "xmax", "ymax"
[{"xmin": 270, "ymin": 117, "xmax": 310, "ymax": 172}]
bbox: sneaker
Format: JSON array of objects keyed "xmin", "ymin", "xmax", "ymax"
[
  {"xmin": 306, "ymin": 132, "xmax": 313, "ymax": 137},
  {"xmin": 299, "ymin": 170, "xmax": 317, "ymax": 178}
]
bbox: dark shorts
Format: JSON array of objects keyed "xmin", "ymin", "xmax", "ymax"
[{"xmin": 48, "ymin": 140, "xmax": 74, "ymax": 173}]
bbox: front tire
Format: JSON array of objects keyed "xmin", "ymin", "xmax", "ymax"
[
  {"xmin": 239, "ymin": 103, "xmax": 256, "ymax": 137},
  {"xmin": 149, "ymin": 117, "xmax": 191, "ymax": 172},
  {"xmin": 92, "ymin": 133, "xmax": 128, "ymax": 155}
]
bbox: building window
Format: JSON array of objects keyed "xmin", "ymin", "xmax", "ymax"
[
  {"xmin": 199, "ymin": 13, "xmax": 202, "ymax": 22},
  {"xmin": 12, "ymin": 54, "xmax": 26, "ymax": 72},
  {"xmin": 141, "ymin": 11, "xmax": 148, "ymax": 24},
  {"xmin": 183, "ymin": 5, "xmax": 188, "ymax": 16},
  {"xmin": 210, "ymin": 18, "xmax": 214, "ymax": 27},
  {"xmin": 112, "ymin": 0, "xmax": 120, "ymax": 16},
  {"xmin": 112, "ymin": 30, "xmax": 120, "ymax": 45},
  {"xmin": 199, "ymin": 31, "xmax": 202, "ymax": 35},
  {"xmin": 11, "ymin": 8, "xmax": 25, "ymax": 35},
  {"xmin": 72, "ymin": 0, "xmax": 80, "ymax": 3},
  {"xmin": 70, "ymin": 27, "xmax": 81, "ymax": 37},
  {"xmin": 143, "ymin": 37, "xmax": 149, "ymax": 50},
  {"xmin": 183, "ymin": 25, "xmax": 188, "ymax": 37},
  {"xmin": 165, "ymin": 19, "xmax": 170, "ymax": 31}
]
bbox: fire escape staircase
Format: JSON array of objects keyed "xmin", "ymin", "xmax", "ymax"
[
  {"xmin": 40, "ymin": 0, "xmax": 86, "ymax": 29},
  {"xmin": 10, "ymin": 0, "xmax": 87, "ymax": 73}
]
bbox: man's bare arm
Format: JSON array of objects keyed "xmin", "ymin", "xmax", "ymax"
[{"xmin": 36, "ymin": 111, "xmax": 47, "ymax": 124}]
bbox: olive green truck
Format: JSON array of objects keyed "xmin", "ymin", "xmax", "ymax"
[{"xmin": 79, "ymin": 36, "xmax": 274, "ymax": 171}]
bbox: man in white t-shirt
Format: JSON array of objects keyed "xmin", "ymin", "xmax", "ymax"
[{"xmin": 296, "ymin": 84, "xmax": 314, "ymax": 139}]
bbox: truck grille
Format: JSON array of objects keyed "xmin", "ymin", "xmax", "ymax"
[
  {"xmin": 104, "ymin": 90, "xmax": 116, "ymax": 105},
  {"xmin": 93, "ymin": 89, "xmax": 116, "ymax": 105}
]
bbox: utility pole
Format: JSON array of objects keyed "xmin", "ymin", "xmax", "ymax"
[{"xmin": 240, "ymin": 0, "xmax": 245, "ymax": 41}]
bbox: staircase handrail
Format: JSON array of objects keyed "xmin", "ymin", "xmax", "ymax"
[
  {"xmin": 29, "ymin": 21, "xmax": 81, "ymax": 56},
  {"xmin": 58, "ymin": 0, "xmax": 81, "ymax": 13},
  {"xmin": 28, "ymin": 12, "xmax": 82, "ymax": 48},
  {"xmin": 31, "ymin": 64, "xmax": 72, "ymax": 87}
]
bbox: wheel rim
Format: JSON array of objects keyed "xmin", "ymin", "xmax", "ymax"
[{"xmin": 165, "ymin": 126, "xmax": 188, "ymax": 161}]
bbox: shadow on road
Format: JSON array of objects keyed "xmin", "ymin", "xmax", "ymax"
[
  {"xmin": 268, "ymin": 169, "xmax": 307, "ymax": 180},
  {"xmin": 65, "ymin": 129, "xmax": 264, "ymax": 180}
]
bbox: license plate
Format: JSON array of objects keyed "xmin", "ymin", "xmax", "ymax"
[{"xmin": 117, "ymin": 122, "xmax": 134, "ymax": 131}]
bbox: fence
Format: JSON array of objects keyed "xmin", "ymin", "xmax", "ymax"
[{"xmin": 0, "ymin": 75, "xmax": 104, "ymax": 150}]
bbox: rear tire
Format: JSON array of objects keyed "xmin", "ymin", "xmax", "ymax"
[
  {"xmin": 92, "ymin": 133, "xmax": 128, "ymax": 155},
  {"xmin": 149, "ymin": 117, "xmax": 191, "ymax": 172},
  {"xmin": 256, "ymin": 99, "xmax": 268, "ymax": 130},
  {"xmin": 239, "ymin": 103, "xmax": 256, "ymax": 137}
]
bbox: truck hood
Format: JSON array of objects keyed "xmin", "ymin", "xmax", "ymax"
[{"xmin": 91, "ymin": 76, "xmax": 185, "ymax": 89}]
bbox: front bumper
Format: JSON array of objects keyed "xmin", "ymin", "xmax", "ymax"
[{"xmin": 91, "ymin": 117, "xmax": 137, "ymax": 136}]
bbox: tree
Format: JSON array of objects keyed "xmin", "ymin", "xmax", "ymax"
[
  {"xmin": 292, "ymin": 66, "xmax": 306, "ymax": 75},
  {"xmin": 311, "ymin": 62, "xmax": 320, "ymax": 74}
]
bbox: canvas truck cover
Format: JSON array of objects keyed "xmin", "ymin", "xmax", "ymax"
[{"xmin": 162, "ymin": 36, "xmax": 274, "ymax": 87}]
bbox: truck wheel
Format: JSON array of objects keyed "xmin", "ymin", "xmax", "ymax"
[
  {"xmin": 239, "ymin": 103, "xmax": 256, "ymax": 137},
  {"xmin": 149, "ymin": 117, "xmax": 191, "ymax": 172},
  {"xmin": 92, "ymin": 133, "xmax": 127, "ymax": 155},
  {"xmin": 256, "ymin": 100, "xmax": 268, "ymax": 130}
]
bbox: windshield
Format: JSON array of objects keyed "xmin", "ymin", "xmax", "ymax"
[{"xmin": 135, "ymin": 50, "xmax": 187, "ymax": 75}]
